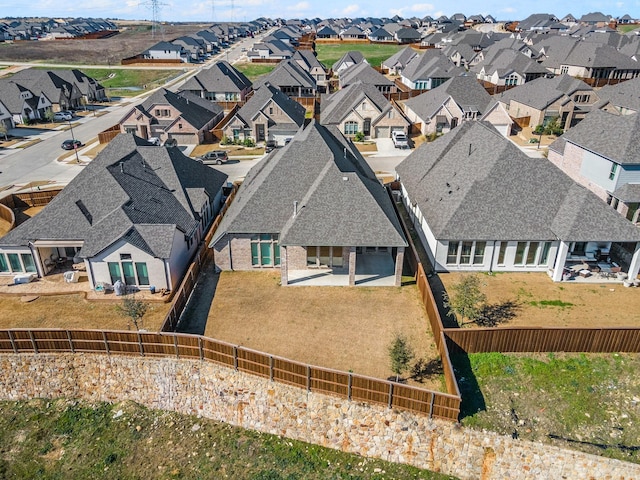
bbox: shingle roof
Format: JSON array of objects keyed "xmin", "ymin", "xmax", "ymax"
[
  {"xmin": 320, "ymin": 83, "xmax": 392, "ymax": 125},
  {"xmin": 332, "ymin": 51, "xmax": 365, "ymax": 71},
  {"xmin": 180, "ymin": 60, "xmax": 252, "ymax": 94},
  {"xmin": 404, "ymin": 75, "xmax": 491, "ymax": 120},
  {"xmin": 0, "ymin": 134, "xmax": 228, "ymax": 257},
  {"xmin": 555, "ymin": 109, "xmax": 640, "ymax": 165},
  {"xmin": 339, "ymin": 62, "xmax": 394, "ymax": 88},
  {"xmin": 396, "ymin": 121, "xmax": 640, "ymax": 242},
  {"xmin": 596, "ymin": 77, "xmax": 640, "ymax": 112},
  {"xmin": 253, "ymin": 59, "xmax": 316, "ymax": 90},
  {"xmin": 612, "ymin": 183, "xmax": 640, "ymax": 202},
  {"xmin": 402, "ymin": 49, "xmax": 464, "ymax": 82},
  {"xmin": 138, "ymin": 88, "xmax": 221, "ymax": 130},
  {"xmin": 497, "ymin": 74, "xmax": 594, "ymax": 110},
  {"xmin": 211, "ymin": 121, "xmax": 406, "ymax": 247},
  {"xmin": 235, "ymin": 84, "xmax": 306, "ymax": 128},
  {"xmin": 382, "ymin": 46, "xmax": 419, "ymax": 69}
]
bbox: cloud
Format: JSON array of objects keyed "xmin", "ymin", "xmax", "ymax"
[
  {"xmin": 501, "ymin": 7, "xmax": 516, "ymax": 13},
  {"xmin": 288, "ymin": 1, "xmax": 310, "ymax": 12},
  {"xmin": 390, "ymin": 4, "xmax": 436, "ymax": 17},
  {"xmin": 342, "ymin": 4, "xmax": 360, "ymax": 15}
]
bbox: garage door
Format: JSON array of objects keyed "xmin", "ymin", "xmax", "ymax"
[
  {"xmin": 374, "ymin": 126, "xmax": 389, "ymax": 138},
  {"xmin": 167, "ymin": 133, "xmax": 198, "ymax": 145},
  {"xmin": 390, "ymin": 127, "xmax": 404, "ymax": 135}
]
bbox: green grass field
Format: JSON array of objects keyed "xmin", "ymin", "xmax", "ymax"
[
  {"xmin": 618, "ymin": 25, "xmax": 640, "ymax": 34},
  {"xmin": 315, "ymin": 43, "xmax": 407, "ymax": 69},
  {"xmin": 456, "ymin": 352, "xmax": 640, "ymax": 464},
  {"xmin": 235, "ymin": 62, "xmax": 276, "ymax": 81},
  {"xmin": 0, "ymin": 399, "xmax": 457, "ymax": 479}
]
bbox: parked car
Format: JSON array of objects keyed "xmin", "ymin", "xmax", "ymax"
[
  {"xmin": 147, "ymin": 137, "xmax": 161, "ymax": 146},
  {"xmin": 392, "ymin": 131, "xmax": 409, "ymax": 149},
  {"xmin": 163, "ymin": 138, "xmax": 178, "ymax": 147},
  {"xmin": 197, "ymin": 150, "xmax": 228, "ymax": 165},
  {"xmin": 53, "ymin": 112, "xmax": 73, "ymax": 121},
  {"xmin": 61, "ymin": 139, "xmax": 82, "ymax": 150},
  {"xmin": 265, "ymin": 140, "xmax": 277, "ymax": 153}
]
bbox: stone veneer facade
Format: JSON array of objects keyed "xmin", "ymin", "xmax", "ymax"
[{"xmin": 1, "ymin": 353, "xmax": 639, "ymax": 480}]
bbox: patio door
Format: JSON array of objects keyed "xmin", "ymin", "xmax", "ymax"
[
  {"xmin": 108, "ymin": 262, "xmax": 122, "ymax": 284},
  {"xmin": 122, "ymin": 261, "xmax": 136, "ymax": 285}
]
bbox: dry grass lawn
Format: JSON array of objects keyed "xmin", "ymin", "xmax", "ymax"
[
  {"xmin": 0, "ymin": 294, "xmax": 169, "ymax": 331},
  {"xmin": 206, "ymin": 271, "xmax": 443, "ymax": 391},
  {"xmin": 440, "ymin": 271, "xmax": 640, "ymax": 328},
  {"xmin": 190, "ymin": 144, "xmax": 265, "ymax": 158}
]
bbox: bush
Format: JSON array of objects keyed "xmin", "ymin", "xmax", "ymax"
[
  {"xmin": 243, "ymin": 138, "xmax": 255, "ymax": 147},
  {"xmin": 220, "ymin": 136, "xmax": 232, "ymax": 145},
  {"xmin": 354, "ymin": 131, "xmax": 365, "ymax": 142}
]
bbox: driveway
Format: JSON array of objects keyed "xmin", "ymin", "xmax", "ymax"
[{"xmin": 369, "ymin": 138, "xmax": 413, "ymax": 158}]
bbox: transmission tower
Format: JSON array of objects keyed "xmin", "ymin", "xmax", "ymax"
[{"xmin": 141, "ymin": 0, "xmax": 167, "ymax": 39}]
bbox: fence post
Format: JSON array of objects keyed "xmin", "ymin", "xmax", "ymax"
[
  {"xmin": 29, "ymin": 330, "xmax": 38, "ymax": 354},
  {"xmin": 388, "ymin": 382, "xmax": 394, "ymax": 409},
  {"xmin": 138, "ymin": 332, "xmax": 144, "ymax": 357},
  {"xmin": 269, "ymin": 355, "xmax": 274, "ymax": 382},
  {"xmin": 233, "ymin": 346, "xmax": 238, "ymax": 370},
  {"xmin": 8, "ymin": 330, "xmax": 17, "ymax": 353},
  {"xmin": 347, "ymin": 373, "xmax": 352, "ymax": 400},
  {"xmin": 67, "ymin": 330, "xmax": 75, "ymax": 353},
  {"xmin": 198, "ymin": 337, "xmax": 204, "ymax": 361},
  {"xmin": 429, "ymin": 392, "xmax": 435, "ymax": 418},
  {"xmin": 174, "ymin": 334, "xmax": 179, "ymax": 359},
  {"xmin": 306, "ymin": 365, "xmax": 311, "ymax": 392},
  {"xmin": 102, "ymin": 331, "xmax": 110, "ymax": 354}
]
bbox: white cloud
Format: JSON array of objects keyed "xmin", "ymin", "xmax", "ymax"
[
  {"xmin": 342, "ymin": 4, "xmax": 360, "ymax": 15},
  {"xmin": 501, "ymin": 7, "xmax": 516, "ymax": 13},
  {"xmin": 288, "ymin": 1, "xmax": 310, "ymax": 12},
  {"xmin": 407, "ymin": 3, "xmax": 435, "ymax": 14}
]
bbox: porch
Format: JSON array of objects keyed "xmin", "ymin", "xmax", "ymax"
[
  {"xmin": 562, "ymin": 260, "xmax": 633, "ymax": 284},
  {"xmin": 287, "ymin": 252, "xmax": 397, "ymax": 286}
]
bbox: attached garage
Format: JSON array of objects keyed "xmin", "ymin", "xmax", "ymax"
[
  {"xmin": 374, "ymin": 126, "xmax": 389, "ymax": 138},
  {"xmin": 167, "ymin": 132, "xmax": 199, "ymax": 145}
]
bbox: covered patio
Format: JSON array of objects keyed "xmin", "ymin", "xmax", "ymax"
[{"xmin": 287, "ymin": 252, "xmax": 398, "ymax": 286}]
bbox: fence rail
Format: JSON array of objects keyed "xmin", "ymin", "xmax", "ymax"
[{"xmin": 0, "ymin": 328, "xmax": 460, "ymax": 420}]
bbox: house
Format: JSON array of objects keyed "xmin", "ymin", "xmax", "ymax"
[
  {"xmin": 596, "ymin": 77, "xmax": 640, "ymax": 114},
  {"xmin": 142, "ymin": 41, "xmax": 188, "ymax": 62},
  {"xmin": 382, "ymin": 46, "xmax": 420, "ymax": 75},
  {"xmin": 316, "ymin": 26, "xmax": 339, "ymax": 39},
  {"xmin": 291, "ymin": 50, "xmax": 328, "ymax": 88},
  {"xmin": 52, "ymin": 69, "xmax": 107, "ymax": 103},
  {"xmin": 210, "ymin": 121, "xmax": 407, "ymax": 286},
  {"xmin": 332, "ymin": 51, "xmax": 367, "ymax": 74},
  {"xmin": 320, "ymin": 82, "xmax": 409, "ymax": 138},
  {"xmin": 579, "ymin": 12, "xmax": 612, "ymax": 27},
  {"xmin": 340, "ymin": 26, "xmax": 366, "ymax": 40},
  {"xmin": 479, "ymin": 101, "xmax": 514, "ymax": 137},
  {"xmin": 253, "ymin": 59, "xmax": 317, "ymax": 99},
  {"xmin": 171, "ymin": 36, "xmax": 206, "ymax": 62},
  {"xmin": 247, "ymin": 38, "xmax": 294, "ymax": 61},
  {"xmin": 401, "ymin": 49, "xmax": 465, "ymax": 90},
  {"xmin": 395, "ymin": 27, "xmax": 422, "ymax": 44},
  {"xmin": 396, "ymin": 121, "xmax": 640, "ymax": 281},
  {"xmin": 369, "ymin": 28, "xmax": 395, "ymax": 43},
  {"xmin": 338, "ymin": 62, "xmax": 396, "ymax": 94},
  {"xmin": 217, "ymin": 84, "xmax": 306, "ymax": 145},
  {"xmin": 0, "ymin": 134, "xmax": 228, "ymax": 291},
  {"xmin": 6, "ymin": 68, "xmax": 83, "ymax": 111},
  {"xmin": 179, "ymin": 61, "xmax": 252, "ymax": 106},
  {"xmin": 403, "ymin": 75, "xmax": 492, "ymax": 135},
  {"xmin": 496, "ymin": 74, "xmax": 599, "ymax": 130},
  {"xmin": 0, "ymin": 79, "xmax": 53, "ymax": 124},
  {"xmin": 0, "ymin": 98, "xmax": 14, "ymax": 130},
  {"xmin": 548, "ymin": 110, "xmax": 640, "ymax": 223},
  {"xmin": 119, "ymin": 88, "xmax": 223, "ymax": 145},
  {"xmin": 474, "ymin": 48, "xmax": 549, "ymax": 87}
]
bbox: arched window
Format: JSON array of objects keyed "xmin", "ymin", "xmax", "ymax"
[{"xmin": 344, "ymin": 121, "xmax": 359, "ymax": 135}]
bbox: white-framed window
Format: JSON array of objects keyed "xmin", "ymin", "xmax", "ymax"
[
  {"xmin": 609, "ymin": 163, "xmax": 618, "ymax": 181},
  {"xmin": 446, "ymin": 241, "xmax": 486, "ymax": 265},
  {"xmin": 344, "ymin": 121, "xmax": 358, "ymax": 135},
  {"xmin": 251, "ymin": 234, "xmax": 280, "ymax": 267},
  {"xmin": 514, "ymin": 241, "xmax": 552, "ymax": 266},
  {"xmin": 0, "ymin": 252, "xmax": 36, "ymax": 273},
  {"xmin": 307, "ymin": 246, "xmax": 343, "ymax": 268},
  {"xmin": 108, "ymin": 260, "xmax": 150, "ymax": 286}
]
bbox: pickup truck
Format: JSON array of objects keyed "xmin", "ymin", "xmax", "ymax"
[{"xmin": 392, "ymin": 131, "xmax": 409, "ymax": 149}]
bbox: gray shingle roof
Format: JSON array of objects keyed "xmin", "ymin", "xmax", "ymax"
[
  {"xmin": 180, "ymin": 60, "xmax": 251, "ymax": 95},
  {"xmin": 138, "ymin": 88, "xmax": 221, "ymax": 130},
  {"xmin": 556, "ymin": 109, "xmax": 640, "ymax": 165},
  {"xmin": 404, "ymin": 75, "xmax": 491, "ymax": 120},
  {"xmin": 320, "ymin": 83, "xmax": 392, "ymax": 125},
  {"xmin": 396, "ymin": 121, "xmax": 640, "ymax": 242},
  {"xmin": 596, "ymin": 77, "xmax": 640, "ymax": 112},
  {"xmin": 497, "ymin": 74, "xmax": 594, "ymax": 110},
  {"xmin": 332, "ymin": 51, "xmax": 365, "ymax": 71},
  {"xmin": 612, "ymin": 183, "xmax": 640, "ymax": 202},
  {"xmin": 0, "ymin": 134, "xmax": 228, "ymax": 257},
  {"xmin": 211, "ymin": 121, "xmax": 406, "ymax": 247},
  {"xmin": 234, "ymin": 84, "xmax": 306, "ymax": 128},
  {"xmin": 253, "ymin": 59, "xmax": 316, "ymax": 90},
  {"xmin": 402, "ymin": 49, "xmax": 464, "ymax": 82},
  {"xmin": 339, "ymin": 62, "xmax": 393, "ymax": 88},
  {"xmin": 382, "ymin": 46, "xmax": 419, "ymax": 70}
]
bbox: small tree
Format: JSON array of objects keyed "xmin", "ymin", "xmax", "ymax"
[
  {"xmin": 43, "ymin": 108, "xmax": 55, "ymax": 123},
  {"xmin": 115, "ymin": 295, "xmax": 149, "ymax": 331},
  {"xmin": 388, "ymin": 334, "xmax": 415, "ymax": 382},
  {"xmin": 443, "ymin": 274, "xmax": 487, "ymax": 326},
  {"xmin": 0, "ymin": 123, "xmax": 7, "ymax": 141}
]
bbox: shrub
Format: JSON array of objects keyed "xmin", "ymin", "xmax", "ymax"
[
  {"xmin": 354, "ymin": 131, "xmax": 365, "ymax": 142},
  {"xmin": 243, "ymin": 138, "xmax": 255, "ymax": 147}
]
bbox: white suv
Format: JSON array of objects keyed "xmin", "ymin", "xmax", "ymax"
[
  {"xmin": 53, "ymin": 112, "xmax": 73, "ymax": 121},
  {"xmin": 392, "ymin": 131, "xmax": 409, "ymax": 149}
]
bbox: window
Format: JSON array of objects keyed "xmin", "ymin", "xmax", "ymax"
[
  {"xmin": 609, "ymin": 163, "xmax": 618, "ymax": 181},
  {"xmin": 155, "ymin": 109, "xmax": 170, "ymax": 117},
  {"xmin": 505, "ymin": 74, "xmax": 519, "ymax": 86},
  {"xmin": 269, "ymin": 107, "xmax": 273, "ymax": 114},
  {"xmin": 178, "ymin": 123, "xmax": 183, "ymax": 129},
  {"xmin": 232, "ymin": 129, "xmax": 240, "ymax": 140},
  {"xmin": 446, "ymin": 241, "xmax": 486, "ymax": 265},
  {"xmin": 307, "ymin": 246, "xmax": 343, "ymax": 268},
  {"xmin": 514, "ymin": 242, "xmax": 527, "ymax": 265},
  {"xmin": 497, "ymin": 242, "xmax": 507, "ymax": 265},
  {"xmin": 251, "ymin": 234, "xmax": 280, "ymax": 267},
  {"xmin": 0, "ymin": 254, "xmax": 8, "ymax": 272},
  {"xmin": 560, "ymin": 65, "xmax": 569, "ymax": 74},
  {"xmin": 124, "ymin": 126, "xmax": 137, "ymax": 134},
  {"xmin": 120, "ymin": 253, "xmax": 132, "ymax": 260},
  {"xmin": 135, "ymin": 263, "xmax": 150, "ymax": 285},
  {"xmin": 361, "ymin": 101, "xmax": 367, "ymax": 110},
  {"xmin": 21, "ymin": 254, "xmax": 36, "ymax": 273},
  {"xmin": 108, "ymin": 262, "xmax": 121, "ymax": 284},
  {"xmin": 7, "ymin": 254, "xmax": 21, "ymax": 272},
  {"xmin": 344, "ymin": 121, "xmax": 358, "ymax": 135},
  {"xmin": 122, "ymin": 262, "xmax": 136, "ymax": 285},
  {"xmin": 526, "ymin": 242, "xmax": 539, "ymax": 265},
  {"xmin": 540, "ymin": 242, "xmax": 551, "ymax": 265}
]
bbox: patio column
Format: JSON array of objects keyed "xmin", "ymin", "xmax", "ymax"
[
  {"xmin": 628, "ymin": 242, "xmax": 640, "ymax": 280},
  {"xmin": 348, "ymin": 246, "xmax": 356, "ymax": 286},
  {"xmin": 280, "ymin": 246, "xmax": 288, "ymax": 286},
  {"xmin": 551, "ymin": 241, "xmax": 569, "ymax": 282},
  {"xmin": 394, "ymin": 246, "xmax": 405, "ymax": 287}
]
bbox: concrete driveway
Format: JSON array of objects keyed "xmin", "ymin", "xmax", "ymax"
[{"xmin": 370, "ymin": 138, "xmax": 413, "ymax": 158}]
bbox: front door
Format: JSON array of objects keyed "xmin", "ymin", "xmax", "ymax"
[
  {"xmin": 363, "ymin": 118, "xmax": 371, "ymax": 136},
  {"xmin": 140, "ymin": 125, "xmax": 148, "ymax": 139},
  {"xmin": 256, "ymin": 124, "xmax": 265, "ymax": 141}
]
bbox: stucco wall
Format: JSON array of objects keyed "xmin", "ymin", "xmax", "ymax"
[{"xmin": 0, "ymin": 353, "xmax": 637, "ymax": 480}]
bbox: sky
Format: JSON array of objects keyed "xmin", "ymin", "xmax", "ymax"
[{"xmin": 0, "ymin": 0, "xmax": 638, "ymax": 23}]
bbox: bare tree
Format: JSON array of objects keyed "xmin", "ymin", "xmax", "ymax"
[{"xmin": 115, "ymin": 295, "xmax": 149, "ymax": 331}]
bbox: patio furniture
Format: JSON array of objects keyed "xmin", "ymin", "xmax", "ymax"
[
  {"xmin": 579, "ymin": 269, "xmax": 591, "ymax": 278},
  {"xmin": 13, "ymin": 273, "xmax": 36, "ymax": 284}
]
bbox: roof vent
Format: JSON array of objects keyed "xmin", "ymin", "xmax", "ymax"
[{"xmin": 343, "ymin": 176, "xmax": 349, "ymax": 181}]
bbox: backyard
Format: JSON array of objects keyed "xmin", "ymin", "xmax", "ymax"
[
  {"xmin": 315, "ymin": 43, "xmax": 406, "ymax": 69},
  {"xmin": 439, "ymin": 271, "xmax": 640, "ymax": 327},
  {"xmin": 205, "ymin": 271, "xmax": 444, "ymax": 391}
]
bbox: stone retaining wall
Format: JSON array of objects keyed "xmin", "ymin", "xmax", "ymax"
[{"xmin": 0, "ymin": 353, "xmax": 638, "ymax": 480}]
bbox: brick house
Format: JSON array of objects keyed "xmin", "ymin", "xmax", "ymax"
[{"xmin": 210, "ymin": 121, "xmax": 407, "ymax": 286}]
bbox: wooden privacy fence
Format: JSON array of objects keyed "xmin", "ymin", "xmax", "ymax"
[
  {"xmin": 160, "ymin": 187, "xmax": 237, "ymax": 332},
  {"xmin": 98, "ymin": 125, "xmax": 121, "ymax": 144},
  {"xmin": 444, "ymin": 327, "xmax": 640, "ymax": 355},
  {"xmin": 0, "ymin": 329, "xmax": 460, "ymax": 421}
]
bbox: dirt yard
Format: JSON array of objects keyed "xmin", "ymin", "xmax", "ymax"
[
  {"xmin": 0, "ymin": 293, "xmax": 169, "ymax": 331},
  {"xmin": 439, "ymin": 271, "xmax": 640, "ymax": 327},
  {"xmin": 205, "ymin": 271, "xmax": 443, "ymax": 391},
  {"xmin": 0, "ymin": 23, "xmax": 210, "ymax": 65}
]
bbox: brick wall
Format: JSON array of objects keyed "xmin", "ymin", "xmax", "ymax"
[
  {"xmin": 548, "ymin": 142, "xmax": 609, "ymax": 201},
  {"xmin": 0, "ymin": 353, "xmax": 638, "ymax": 480}
]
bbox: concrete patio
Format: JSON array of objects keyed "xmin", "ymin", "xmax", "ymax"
[{"xmin": 287, "ymin": 254, "xmax": 397, "ymax": 286}]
